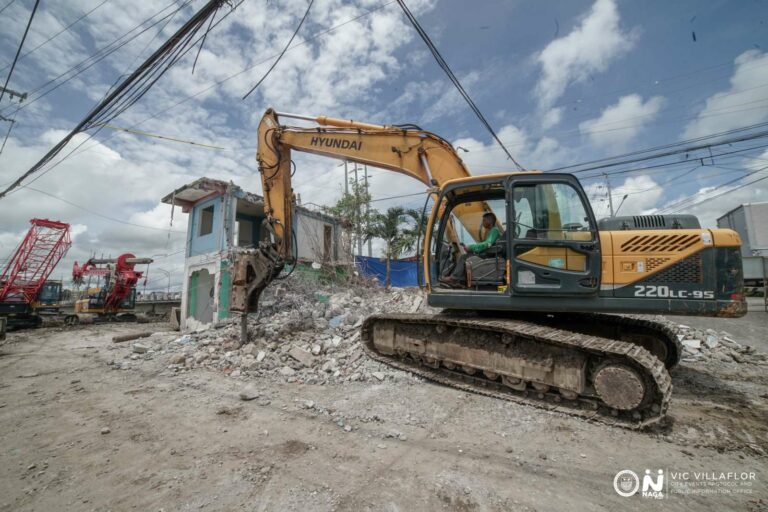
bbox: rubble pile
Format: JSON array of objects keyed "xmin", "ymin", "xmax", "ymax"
[
  {"xmin": 155, "ymin": 277, "xmax": 439, "ymax": 384},
  {"xmin": 675, "ymin": 324, "xmax": 767, "ymax": 365},
  {"xmin": 108, "ymin": 275, "xmax": 766, "ymax": 376}
]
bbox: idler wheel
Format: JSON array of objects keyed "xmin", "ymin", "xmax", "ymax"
[
  {"xmin": 593, "ymin": 364, "xmax": 647, "ymax": 411},
  {"xmin": 502, "ymin": 376, "xmax": 526, "ymax": 391}
]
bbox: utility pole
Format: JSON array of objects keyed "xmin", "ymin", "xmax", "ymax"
[
  {"xmin": 0, "ymin": 89, "xmax": 25, "ymax": 158},
  {"xmin": 344, "ymin": 161, "xmax": 348, "ymax": 195},
  {"xmin": 365, "ymin": 165, "xmax": 371, "ymax": 257},
  {"xmin": 603, "ymin": 173, "xmax": 615, "ymax": 217},
  {"xmin": 0, "ymin": 86, "xmax": 27, "ymax": 103},
  {"xmin": 354, "ymin": 163, "xmax": 362, "ymax": 256}
]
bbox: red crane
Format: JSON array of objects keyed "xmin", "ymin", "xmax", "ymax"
[
  {"xmin": 72, "ymin": 253, "xmax": 153, "ymax": 313},
  {"xmin": 0, "ymin": 218, "xmax": 71, "ymax": 304}
]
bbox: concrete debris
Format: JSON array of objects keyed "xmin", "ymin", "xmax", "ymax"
[
  {"xmin": 124, "ymin": 275, "xmax": 440, "ymax": 384},
  {"xmin": 239, "ymin": 386, "xmax": 260, "ymax": 401},
  {"xmin": 112, "ymin": 274, "xmax": 766, "ymax": 389},
  {"xmin": 675, "ymin": 323, "xmax": 767, "ymax": 366},
  {"xmin": 682, "ymin": 339, "xmax": 701, "ymax": 350},
  {"xmin": 169, "ymin": 353, "xmax": 186, "ymax": 365},
  {"xmin": 288, "ymin": 346, "xmax": 314, "ymax": 367}
]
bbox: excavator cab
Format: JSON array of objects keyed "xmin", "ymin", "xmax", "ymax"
[{"xmin": 428, "ymin": 174, "xmax": 601, "ymax": 299}]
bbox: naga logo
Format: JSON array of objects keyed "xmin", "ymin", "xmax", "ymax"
[
  {"xmin": 614, "ymin": 469, "xmax": 665, "ymax": 499},
  {"xmin": 310, "ymin": 136, "xmax": 363, "ymax": 151}
]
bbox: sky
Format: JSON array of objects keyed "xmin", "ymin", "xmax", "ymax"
[{"xmin": 0, "ymin": 0, "xmax": 766, "ymax": 291}]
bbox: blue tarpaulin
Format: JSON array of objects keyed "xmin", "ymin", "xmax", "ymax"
[{"xmin": 355, "ymin": 256, "xmax": 419, "ymax": 287}]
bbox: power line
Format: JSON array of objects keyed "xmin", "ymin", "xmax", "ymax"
[
  {"xmin": 395, "ymin": 0, "xmax": 524, "ymax": 171},
  {"xmin": 0, "ymin": 0, "xmax": 14, "ymax": 16},
  {"xmin": 554, "ymin": 128, "xmax": 768, "ymax": 176},
  {"xmin": 664, "ymin": 165, "xmax": 768, "ymax": 214},
  {"xmin": 0, "ymin": 0, "xmax": 185, "ymax": 117},
  {"xmin": 549, "ymin": 120, "xmax": 768, "ymax": 173},
  {"xmin": 0, "ymin": 0, "xmax": 39, "ymax": 103},
  {"xmin": 577, "ymin": 142, "xmax": 768, "ymax": 180},
  {"xmin": 23, "ymin": 186, "xmax": 187, "ymax": 233},
  {"xmin": 0, "ymin": 108, "xmax": 17, "ymax": 159},
  {"xmin": 0, "ymin": 0, "xmax": 236, "ymax": 200},
  {"xmin": 0, "ymin": 0, "xmax": 111, "ymax": 73},
  {"xmin": 242, "ymin": 0, "xmax": 314, "ymax": 100},
  {"xmin": 18, "ymin": 1, "xmax": 397, "ymax": 174}
]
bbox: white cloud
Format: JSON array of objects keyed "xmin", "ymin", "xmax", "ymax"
[
  {"xmin": 452, "ymin": 123, "xmax": 570, "ymax": 173},
  {"xmin": 579, "ymin": 94, "xmax": 664, "ymax": 148},
  {"xmin": 0, "ymin": 0, "xmax": 443, "ymax": 289},
  {"xmin": 653, "ymin": 150, "xmax": 768, "ymax": 227},
  {"xmin": 541, "ymin": 107, "xmax": 563, "ymax": 130},
  {"xmin": 682, "ymin": 50, "xmax": 768, "ymax": 140},
  {"xmin": 534, "ymin": 0, "xmax": 637, "ymax": 109},
  {"xmin": 583, "ymin": 174, "xmax": 664, "ymax": 219}
]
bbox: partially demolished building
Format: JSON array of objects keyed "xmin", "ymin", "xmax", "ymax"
[{"xmin": 162, "ymin": 178, "xmax": 344, "ymax": 331}]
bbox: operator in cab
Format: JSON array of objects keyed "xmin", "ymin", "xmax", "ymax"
[{"xmin": 442, "ymin": 212, "xmax": 501, "ymax": 286}]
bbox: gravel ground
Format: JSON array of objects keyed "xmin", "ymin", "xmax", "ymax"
[{"xmin": 1, "ymin": 284, "xmax": 766, "ymax": 511}]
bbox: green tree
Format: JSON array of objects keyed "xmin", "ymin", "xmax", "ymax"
[
  {"xmin": 324, "ymin": 180, "xmax": 376, "ymax": 257},
  {"xmin": 364, "ymin": 207, "xmax": 421, "ymax": 288}
]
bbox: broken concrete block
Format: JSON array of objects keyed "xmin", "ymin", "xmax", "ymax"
[
  {"xmin": 288, "ymin": 346, "xmax": 314, "ymax": 367},
  {"xmin": 682, "ymin": 339, "xmax": 701, "ymax": 350}
]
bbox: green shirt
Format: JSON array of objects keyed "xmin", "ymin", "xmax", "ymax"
[{"xmin": 468, "ymin": 226, "xmax": 501, "ymax": 253}]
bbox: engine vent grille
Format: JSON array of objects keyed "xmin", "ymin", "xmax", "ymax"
[
  {"xmin": 598, "ymin": 214, "xmax": 701, "ymax": 231},
  {"xmin": 621, "ymin": 234, "xmax": 700, "ymax": 253},
  {"xmin": 633, "ymin": 215, "xmax": 666, "ymax": 228},
  {"xmin": 646, "ymin": 257, "xmax": 671, "ymax": 272},
  {"xmin": 647, "ymin": 254, "xmax": 703, "ymax": 283}
]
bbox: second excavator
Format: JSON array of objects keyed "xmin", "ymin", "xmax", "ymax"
[{"xmin": 231, "ymin": 108, "xmax": 747, "ymax": 429}]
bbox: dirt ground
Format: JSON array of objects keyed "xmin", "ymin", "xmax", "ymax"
[{"xmin": 1, "ymin": 320, "xmax": 767, "ymax": 512}]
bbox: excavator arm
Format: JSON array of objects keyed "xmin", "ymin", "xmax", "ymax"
[{"xmin": 231, "ymin": 108, "xmax": 485, "ymax": 315}]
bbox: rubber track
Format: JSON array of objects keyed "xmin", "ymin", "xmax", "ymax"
[{"xmin": 361, "ymin": 313, "xmax": 672, "ymax": 430}]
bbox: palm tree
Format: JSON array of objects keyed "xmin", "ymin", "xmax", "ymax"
[{"xmin": 364, "ymin": 207, "xmax": 420, "ymax": 287}]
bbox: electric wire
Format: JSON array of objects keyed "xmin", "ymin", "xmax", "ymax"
[
  {"xmin": 663, "ymin": 165, "xmax": 768, "ymax": 213},
  {"xmin": 657, "ymin": 164, "xmax": 768, "ymax": 213},
  {"xmin": 20, "ymin": 1, "xmax": 397, "ymax": 174},
  {"xmin": 0, "ymin": 0, "xmax": 14, "ymax": 16},
  {"xmin": 23, "ymin": 186, "xmax": 187, "ymax": 233},
  {"xmin": 0, "ymin": 0, "xmax": 235, "ymax": 200},
  {"xmin": 0, "ymin": 0, "xmax": 111, "ymax": 73},
  {"xmin": 0, "ymin": 0, "xmax": 185, "ymax": 117},
  {"xmin": 0, "ymin": 0, "xmax": 39, "ymax": 103},
  {"xmin": 242, "ymin": 0, "xmax": 314, "ymax": 99},
  {"xmin": 0, "ymin": 108, "xmax": 17, "ymax": 158},
  {"xmin": 548, "ymin": 121, "xmax": 768, "ymax": 173},
  {"xmin": 395, "ymin": 0, "xmax": 525, "ymax": 171}
]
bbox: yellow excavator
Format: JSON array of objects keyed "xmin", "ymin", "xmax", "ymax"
[{"xmin": 232, "ymin": 108, "xmax": 747, "ymax": 429}]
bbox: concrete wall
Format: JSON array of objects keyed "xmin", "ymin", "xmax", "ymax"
[
  {"xmin": 180, "ymin": 253, "xmax": 221, "ymax": 331},
  {"xmin": 188, "ymin": 197, "xmax": 225, "ymax": 257},
  {"xmin": 295, "ymin": 212, "xmax": 340, "ymax": 263}
]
